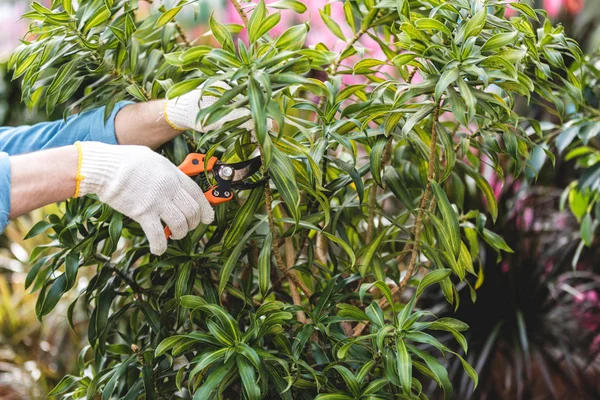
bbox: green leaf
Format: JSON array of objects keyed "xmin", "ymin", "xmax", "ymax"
[
  {"xmin": 109, "ymin": 212, "xmax": 122, "ymax": 245},
  {"xmin": 458, "ymin": 162, "xmax": 498, "ymax": 222},
  {"xmin": 458, "ymin": 7, "xmax": 487, "ymax": 42},
  {"xmin": 156, "ymin": 5, "xmax": 183, "ymax": 28},
  {"xmin": 358, "ymin": 227, "xmax": 388, "ymax": 277},
  {"xmin": 458, "ymin": 241, "xmax": 475, "ymax": 275},
  {"xmin": 414, "ymin": 18, "xmax": 451, "ymax": 36},
  {"xmin": 25, "ymin": 220, "xmax": 54, "ymax": 240},
  {"xmin": 403, "ymin": 104, "xmax": 436, "ymax": 136},
  {"xmin": 47, "ymin": 60, "xmax": 78, "ymax": 96},
  {"xmin": 64, "ymin": 253, "xmax": 79, "ymax": 291},
  {"xmin": 209, "ymin": 13, "xmax": 234, "ymax": 52},
  {"xmin": 457, "ymin": 78, "xmax": 476, "ymax": 123},
  {"xmin": 269, "ymin": 148, "xmax": 300, "ymax": 225},
  {"xmin": 395, "ymin": 0, "xmax": 410, "ymax": 19},
  {"xmin": 102, "ymin": 356, "xmax": 135, "ymax": 400},
  {"xmin": 314, "ymin": 395, "xmax": 354, "ymax": 400},
  {"xmin": 333, "ymin": 366, "xmax": 361, "ymax": 397},
  {"xmin": 26, "ymin": 256, "xmax": 47, "ymax": 290},
  {"xmin": 482, "ymin": 229, "xmax": 513, "ymax": 253},
  {"xmin": 84, "ymin": 5, "xmax": 110, "ymax": 32},
  {"xmin": 275, "ymin": 24, "xmax": 308, "ymax": 51},
  {"xmin": 248, "ymin": 76, "xmax": 271, "ymax": 166},
  {"xmin": 453, "ymin": 351, "xmax": 479, "ymax": 389},
  {"xmin": 392, "ymin": 53, "xmax": 417, "ymax": 67},
  {"xmin": 344, "ymin": 1, "xmax": 356, "ymax": 34},
  {"xmin": 140, "ymin": 302, "xmax": 161, "ymax": 334},
  {"xmin": 223, "ymin": 187, "xmax": 264, "ymax": 250},
  {"xmin": 481, "ymin": 31, "xmax": 519, "ymax": 52},
  {"xmin": 126, "ymin": 82, "xmax": 147, "ymax": 101},
  {"xmin": 192, "ymin": 360, "xmax": 234, "ymax": 400},
  {"xmin": 435, "ymin": 67, "xmax": 459, "ymax": 101},
  {"xmin": 416, "ymin": 269, "xmax": 452, "ymax": 298},
  {"xmin": 363, "ymin": 379, "xmax": 388, "ymax": 395},
  {"xmin": 581, "ymin": 213, "xmax": 594, "ymax": 246},
  {"xmin": 256, "ymin": 12, "xmax": 281, "ymax": 41},
  {"xmin": 384, "ymin": 168, "xmax": 416, "ymax": 210},
  {"xmin": 237, "ymin": 356, "xmax": 261, "ymax": 400},
  {"xmin": 432, "ymin": 317, "xmax": 469, "ymax": 332},
  {"xmin": 258, "ymin": 233, "xmax": 272, "ymax": 297},
  {"xmin": 431, "ymin": 181, "xmax": 460, "ymax": 258},
  {"xmin": 337, "ymin": 303, "xmax": 369, "ymax": 321},
  {"xmin": 319, "ymin": 9, "xmax": 346, "ymax": 41},
  {"xmin": 142, "ymin": 365, "xmax": 156, "ymax": 400},
  {"xmin": 408, "ymin": 345, "xmax": 452, "ymax": 400},
  {"xmin": 359, "ymin": 281, "xmax": 393, "ymax": 305},
  {"xmin": 508, "ymin": 2, "xmax": 540, "ymax": 22},
  {"xmin": 396, "ymin": 339, "xmax": 412, "ymax": 393},
  {"xmin": 370, "ymin": 137, "xmax": 388, "ymax": 187},
  {"xmin": 155, "ymin": 336, "xmax": 186, "ymax": 357},
  {"xmin": 166, "ymin": 78, "xmax": 203, "ymax": 99},
  {"xmin": 180, "ymin": 295, "xmax": 208, "ymax": 309},
  {"xmin": 219, "ymin": 217, "xmax": 265, "ymax": 294},
  {"xmin": 248, "ymin": 0, "xmax": 267, "ymax": 43},
  {"xmin": 322, "ymin": 231, "xmax": 356, "ymax": 268},
  {"xmin": 269, "ymin": 0, "xmax": 307, "ymax": 13},
  {"xmin": 48, "ymin": 375, "xmax": 79, "ymax": 396},
  {"xmin": 40, "ymin": 274, "xmax": 67, "ymax": 317}
]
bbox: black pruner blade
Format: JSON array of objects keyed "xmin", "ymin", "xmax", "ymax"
[{"xmin": 214, "ymin": 156, "xmax": 265, "ymax": 192}]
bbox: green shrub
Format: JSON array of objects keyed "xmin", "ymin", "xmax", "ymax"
[{"xmin": 13, "ymin": 0, "xmax": 581, "ymax": 398}]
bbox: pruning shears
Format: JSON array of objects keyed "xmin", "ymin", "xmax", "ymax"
[{"xmin": 164, "ymin": 153, "xmax": 264, "ymax": 238}]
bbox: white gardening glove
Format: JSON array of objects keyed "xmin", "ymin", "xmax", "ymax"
[
  {"xmin": 75, "ymin": 142, "xmax": 214, "ymax": 255},
  {"xmin": 164, "ymin": 81, "xmax": 271, "ymax": 133}
]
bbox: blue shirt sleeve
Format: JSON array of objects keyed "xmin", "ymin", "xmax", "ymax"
[{"xmin": 0, "ymin": 101, "xmax": 134, "ymax": 234}]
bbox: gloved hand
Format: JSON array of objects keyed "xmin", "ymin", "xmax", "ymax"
[
  {"xmin": 164, "ymin": 81, "xmax": 270, "ymax": 133},
  {"xmin": 75, "ymin": 141, "xmax": 214, "ymax": 255}
]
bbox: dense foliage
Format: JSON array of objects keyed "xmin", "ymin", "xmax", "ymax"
[{"xmin": 11, "ymin": 0, "xmax": 584, "ymax": 398}]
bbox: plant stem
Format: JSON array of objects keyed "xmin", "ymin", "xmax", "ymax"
[
  {"xmin": 366, "ymin": 137, "xmax": 393, "ymax": 243},
  {"xmin": 100, "ymin": 260, "xmax": 145, "ymax": 299},
  {"xmin": 263, "ymin": 182, "xmax": 313, "ymax": 298},
  {"xmin": 399, "ymin": 104, "xmax": 440, "ymax": 290},
  {"xmin": 330, "ymin": 27, "xmax": 367, "ymax": 76},
  {"xmin": 286, "ymin": 237, "xmax": 307, "ymax": 323},
  {"xmin": 174, "ymin": 22, "xmax": 191, "ymax": 47},
  {"xmin": 143, "ymin": 0, "xmax": 190, "ymax": 47},
  {"xmin": 230, "ymin": 0, "xmax": 249, "ymax": 25},
  {"xmin": 353, "ymin": 104, "xmax": 441, "ymax": 337},
  {"xmin": 258, "ymin": 144, "xmax": 312, "ymax": 298},
  {"xmin": 115, "ymin": 69, "xmax": 152, "ymax": 100}
]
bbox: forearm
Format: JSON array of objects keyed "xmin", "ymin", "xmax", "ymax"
[
  {"xmin": 114, "ymin": 100, "xmax": 182, "ymax": 149},
  {"xmin": 9, "ymin": 145, "xmax": 77, "ymax": 218}
]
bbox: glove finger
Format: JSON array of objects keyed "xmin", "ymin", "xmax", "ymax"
[
  {"xmin": 161, "ymin": 204, "xmax": 189, "ymax": 240},
  {"xmin": 179, "ymin": 173, "xmax": 215, "ymax": 225},
  {"xmin": 173, "ymin": 190, "xmax": 202, "ymax": 232},
  {"xmin": 140, "ymin": 216, "xmax": 168, "ymax": 255}
]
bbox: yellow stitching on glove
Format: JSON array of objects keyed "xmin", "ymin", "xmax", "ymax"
[
  {"xmin": 163, "ymin": 100, "xmax": 185, "ymax": 131},
  {"xmin": 73, "ymin": 141, "xmax": 85, "ymax": 197}
]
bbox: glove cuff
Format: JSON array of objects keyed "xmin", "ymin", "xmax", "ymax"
[
  {"xmin": 164, "ymin": 91, "xmax": 202, "ymax": 131},
  {"xmin": 76, "ymin": 142, "xmax": 123, "ymax": 197}
]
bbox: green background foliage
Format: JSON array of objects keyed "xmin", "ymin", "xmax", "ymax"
[{"xmin": 8, "ymin": 0, "xmax": 593, "ymax": 398}]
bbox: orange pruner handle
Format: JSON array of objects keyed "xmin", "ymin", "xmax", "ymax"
[{"xmin": 178, "ymin": 153, "xmax": 219, "ymax": 177}]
